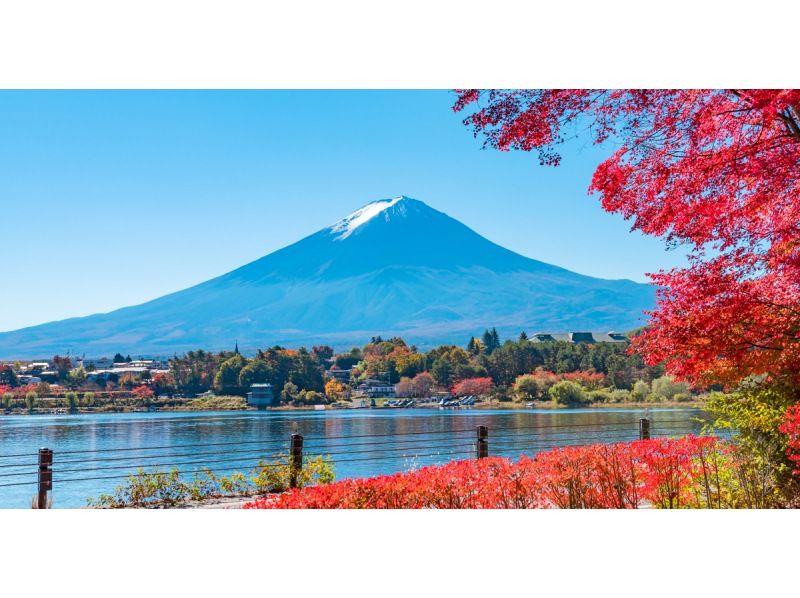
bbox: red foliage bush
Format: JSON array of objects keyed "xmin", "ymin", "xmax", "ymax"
[
  {"xmin": 13, "ymin": 384, "xmax": 38, "ymax": 398},
  {"xmin": 131, "ymin": 385, "xmax": 154, "ymax": 399},
  {"xmin": 243, "ymin": 436, "xmax": 728, "ymax": 509}
]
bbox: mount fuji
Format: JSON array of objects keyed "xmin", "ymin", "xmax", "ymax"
[{"xmin": 0, "ymin": 197, "xmax": 656, "ymax": 358}]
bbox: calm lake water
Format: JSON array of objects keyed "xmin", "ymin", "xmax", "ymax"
[{"xmin": 0, "ymin": 407, "xmax": 708, "ymax": 508}]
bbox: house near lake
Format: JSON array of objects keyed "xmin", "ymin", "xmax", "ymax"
[
  {"xmin": 531, "ymin": 331, "xmax": 630, "ymax": 344},
  {"xmin": 247, "ymin": 383, "xmax": 275, "ymax": 409}
]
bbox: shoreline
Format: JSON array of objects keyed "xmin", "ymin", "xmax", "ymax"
[{"xmin": 1, "ymin": 400, "xmax": 705, "ymax": 416}]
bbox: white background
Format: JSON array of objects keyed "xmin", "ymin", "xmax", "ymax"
[{"xmin": 1, "ymin": 1, "xmax": 798, "ymax": 595}]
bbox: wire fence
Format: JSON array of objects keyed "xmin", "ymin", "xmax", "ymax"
[{"xmin": 0, "ymin": 415, "xmax": 718, "ymax": 505}]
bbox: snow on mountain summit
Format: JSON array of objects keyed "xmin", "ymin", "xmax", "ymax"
[{"xmin": 329, "ymin": 196, "xmax": 405, "ymax": 240}]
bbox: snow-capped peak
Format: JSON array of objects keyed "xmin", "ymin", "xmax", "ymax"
[{"xmin": 329, "ymin": 196, "xmax": 405, "ymax": 240}]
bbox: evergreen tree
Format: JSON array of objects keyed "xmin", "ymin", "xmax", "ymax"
[
  {"xmin": 481, "ymin": 329, "xmax": 495, "ymax": 354},
  {"xmin": 482, "ymin": 328, "xmax": 501, "ymax": 354},
  {"xmin": 519, "ymin": 331, "xmax": 528, "ymax": 342}
]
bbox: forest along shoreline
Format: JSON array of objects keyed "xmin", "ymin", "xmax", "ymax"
[{"xmin": 1, "ymin": 332, "xmax": 712, "ymax": 416}]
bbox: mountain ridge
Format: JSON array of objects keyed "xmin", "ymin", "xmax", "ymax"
[{"xmin": 0, "ymin": 196, "xmax": 655, "ymax": 358}]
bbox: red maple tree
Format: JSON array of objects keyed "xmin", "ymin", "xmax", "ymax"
[
  {"xmin": 454, "ymin": 90, "xmax": 800, "ymax": 387},
  {"xmin": 451, "ymin": 376, "xmax": 493, "ymax": 397}
]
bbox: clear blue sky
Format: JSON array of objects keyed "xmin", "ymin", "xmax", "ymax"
[{"xmin": 0, "ymin": 90, "xmax": 686, "ymax": 332}]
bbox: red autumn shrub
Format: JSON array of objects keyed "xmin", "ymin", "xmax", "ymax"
[
  {"xmin": 243, "ymin": 436, "xmax": 731, "ymax": 509},
  {"xmin": 132, "ymin": 385, "xmax": 154, "ymax": 399},
  {"xmin": 13, "ymin": 384, "xmax": 38, "ymax": 398}
]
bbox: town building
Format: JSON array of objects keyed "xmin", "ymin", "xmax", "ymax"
[
  {"xmin": 325, "ymin": 367, "xmax": 354, "ymax": 383},
  {"xmin": 356, "ymin": 379, "xmax": 396, "ymax": 398},
  {"xmin": 529, "ymin": 331, "xmax": 630, "ymax": 344},
  {"xmin": 246, "ymin": 383, "xmax": 275, "ymax": 409}
]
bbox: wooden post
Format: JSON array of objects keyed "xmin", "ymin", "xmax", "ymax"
[
  {"xmin": 639, "ymin": 418, "xmax": 651, "ymax": 440},
  {"xmin": 476, "ymin": 425, "xmax": 489, "ymax": 459},
  {"xmin": 289, "ymin": 433, "xmax": 304, "ymax": 488},
  {"xmin": 37, "ymin": 448, "xmax": 53, "ymax": 509}
]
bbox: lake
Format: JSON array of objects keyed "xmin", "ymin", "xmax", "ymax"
[{"xmin": 0, "ymin": 407, "xmax": 708, "ymax": 508}]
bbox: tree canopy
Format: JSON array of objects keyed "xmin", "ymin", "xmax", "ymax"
[{"xmin": 454, "ymin": 89, "xmax": 800, "ymax": 388}]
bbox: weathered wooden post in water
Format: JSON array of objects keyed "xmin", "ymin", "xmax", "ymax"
[
  {"xmin": 37, "ymin": 448, "xmax": 53, "ymax": 509},
  {"xmin": 639, "ymin": 418, "xmax": 651, "ymax": 440},
  {"xmin": 289, "ymin": 433, "xmax": 304, "ymax": 488},
  {"xmin": 476, "ymin": 425, "xmax": 489, "ymax": 459}
]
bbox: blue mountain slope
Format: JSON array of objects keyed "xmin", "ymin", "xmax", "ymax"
[{"xmin": 0, "ymin": 197, "xmax": 655, "ymax": 358}]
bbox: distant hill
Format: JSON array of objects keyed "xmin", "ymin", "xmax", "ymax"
[{"xmin": 0, "ymin": 197, "xmax": 655, "ymax": 358}]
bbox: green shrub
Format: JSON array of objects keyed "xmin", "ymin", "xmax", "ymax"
[
  {"xmin": 650, "ymin": 375, "xmax": 691, "ymax": 402},
  {"xmin": 286, "ymin": 390, "xmax": 328, "ymax": 406},
  {"xmin": 252, "ymin": 454, "xmax": 335, "ymax": 493},
  {"xmin": 87, "ymin": 453, "xmax": 335, "ymax": 508},
  {"xmin": 548, "ymin": 380, "xmax": 587, "ymax": 406},
  {"xmin": 609, "ymin": 389, "xmax": 632, "ymax": 403},
  {"xmin": 631, "ymin": 380, "xmax": 649, "ymax": 402},
  {"xmin": 2, "ymin": 393, "xmax": 12, "ymax": 411},
  {"xmin": 705, "ymin": 382, "xmax": 799, "ymax": 505},
  {"xmin": 587, "ymin": 389, "xmax": 612, "ymax": 403},
  {"xmin": 182, "ymin": 395, "xmax": 248, "ymax": 411},
  {"xmin": 82, "ymin": 392, "xmax": 95, "ymax": 407},
  {"xmin": 88, "ymin": 468, "xmax": 189, "ymax": 508},
  {"xmin": 65, "ymin": 392, "xmax": 78, "ymax": 413},
  {"xmin": 25, "ymin": 392, "xmax": 37, "ymax": 413}
]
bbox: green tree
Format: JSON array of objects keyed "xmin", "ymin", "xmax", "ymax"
[
  {"xmin": 288, "ymin": 348, "xmax": 325, "ymax": 391},
  {"xmin": 482, "ymin": 328, "xmax": 500, "ymax": 354},
  {"xmin": 333, "ymin": 347, "xmax": 362, "ymax": 370},
  {"xmin": 65, "ymin": 392, "xmax": 78, "ymax": 413},
  {"xmin": 281, "ymin": 381, "xmax": 299, "ymax": 404},
  {"xmin": 51, "ymin": 355, "xmax": 72, "ymax": 382},
  {"xmin": 214, "ymin": 354, "xmax": 247, "ymax": 395},
  {"xmin": 513, "ymin": 374, "xmax": 541, "ymax": 401},
  {"xmin": 67, "ymin": 367, "xmax": 87, "ymax": 389},
  {"xmin": 430, "ymin": 357, "xmax": 453, "ymax": 388},
  {"xmin": 0, "ymin": 365, "xmax": 18, "ymax": 387},
  {"xmin": 25, "ymin": 392, "xmax": 37, "ymax": 413},
  {"xmin": 238, "ymin": 360, "xmax": 274, "ymax": 390}
]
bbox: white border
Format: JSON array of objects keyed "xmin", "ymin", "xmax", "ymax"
[
  {"xmin": 0, "ymin": 1, "xmax": 797, "ymax": 88},
  {"xmin": 1, "ymin": 509, "xmax": 797, "ymax": 596}
]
